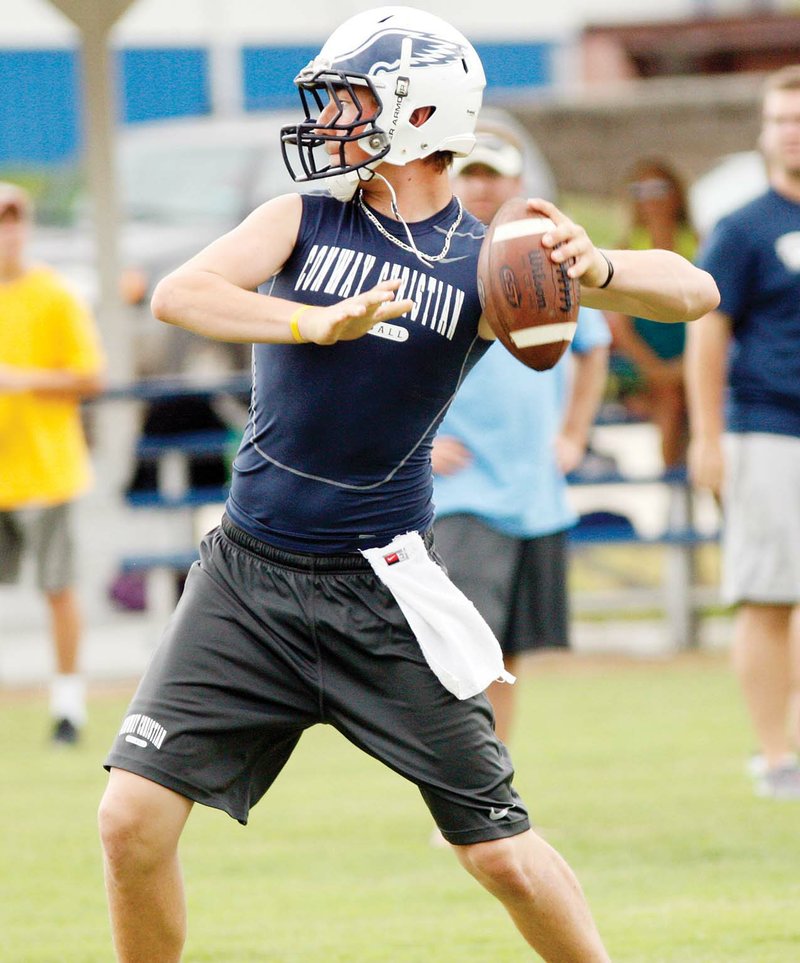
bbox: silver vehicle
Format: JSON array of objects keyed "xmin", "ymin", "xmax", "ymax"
[
  {"xmin": 29, "ymin": 110, "xmax": 304, "ymax": 310},
  {"xmin": 26, "ymin": 111, "xmax": 316, "ymax": 379}
]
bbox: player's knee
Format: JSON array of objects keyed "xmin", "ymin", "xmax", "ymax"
[
  {"xmin": 98, "ymin": 777, "xmax": 178, "ymax": 874},
  {"xmin": 98, "ymin": 790, "xmax": 149, "ymax": 869},
  {"xmin": 456, "ymin": 835, "xmax": 534, "ymax": 901}
]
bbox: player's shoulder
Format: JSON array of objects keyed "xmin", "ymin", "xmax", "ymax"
[
  {"xmin": 239, "ymin": 192, "xmax": 307, "ymax": 248},
  {"xmin": 293, "ymin": 189, "xmax": 361, "ymax": 227},
  {"xmin": 294, "ymin": 190, "xmax": 347, "ymax": 216},
  {"xmin": 252, "ymin": 191, "xmax": 305, "ymax": 218},
  {"xmin": 449, "ymin": 205, "xmax": 486, "ymax": 267},
  {"xmin": 456, "ymin": 206, "xmax": 487, "ymax": 242},
  {"xmin": 301, "ymin": 190, "xmax": 334, "ymax": 206}
]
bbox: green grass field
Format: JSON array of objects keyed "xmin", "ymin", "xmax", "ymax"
[{"xmin": 2, "ymin": 652, "xmax": 798, "ymax": 962}]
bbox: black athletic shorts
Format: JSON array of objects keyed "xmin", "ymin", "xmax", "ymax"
[{"xmin": 105, "ymin": 517, "xmax": 530, "ymax": 844}]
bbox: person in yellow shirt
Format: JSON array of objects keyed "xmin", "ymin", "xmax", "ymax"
[{"xmin": 0, "ymin": 181, "xmax": 106, "ymax": 744}]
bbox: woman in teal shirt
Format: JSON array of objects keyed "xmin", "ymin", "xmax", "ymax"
[{"xmin": 607, "ymin": 158, "xmax": 698, "ymax": 468}]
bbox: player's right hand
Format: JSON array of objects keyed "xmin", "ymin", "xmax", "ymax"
[
  {"xmin": 528, "ymin": 197, "xmax": 607, "ymax": 287},
  {"xmin": 301, "ymin": 279, "xmax": 415, "ymax": 345}
]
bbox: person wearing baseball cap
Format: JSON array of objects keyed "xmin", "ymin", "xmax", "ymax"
[
  {"xmin": 434, "ymin": 112, "xmax": 612, "ymax": 751},
  {"xmin": 0, "ymin": 181, "xmax": 106, "ymax": 745},
  {"xmin": 452, "ymin": 129, "xmax": 525, "ymax": 177},
  {"xmin": 450, "ymin": 111, "xmax": 556, "ymax": 223},
  {"xmin": 0, "ymin": 181, "xmax": 31, "ymax": 220}
]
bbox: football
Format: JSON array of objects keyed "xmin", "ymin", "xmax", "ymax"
[{"xmin": 477, "ymin": 197, "xmax": 580, "ymax": 371}]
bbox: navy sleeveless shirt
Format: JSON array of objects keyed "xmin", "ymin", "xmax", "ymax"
[{"xmin": 225, "ymin": 192, "xmax": 490, "ymax": 553}]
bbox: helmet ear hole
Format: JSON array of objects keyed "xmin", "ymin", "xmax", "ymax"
[{"xmin": 410, "ymin": 106, "xmax": 436, "ymax": 128}]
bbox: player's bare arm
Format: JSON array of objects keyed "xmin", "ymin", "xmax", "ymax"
[
  {"xmin": 151, "ymin": 192, "xmax": 414, "ymax": 345},
  {"xmin": 528, "ymin": 198, "xmax": 720, "ymax": 323}
]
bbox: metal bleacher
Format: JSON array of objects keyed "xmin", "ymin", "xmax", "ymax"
[{"xmin": 110, "ymin": 374, "xmax": 720, "ymax": 648}]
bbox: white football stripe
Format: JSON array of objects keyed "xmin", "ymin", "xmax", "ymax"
[
  {"xmin": 509, "ymin": 321, "xmax": 577, "ymax": 348},
  {"xmin": 493, "ymin": 217, "xmax": 556, "ymax": 243}
]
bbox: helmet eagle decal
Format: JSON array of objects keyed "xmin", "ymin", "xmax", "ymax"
[{"xmin": 333, "ymin": 29, "xmax": 466, "ymax": 75}]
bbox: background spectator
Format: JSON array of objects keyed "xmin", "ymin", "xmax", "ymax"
[
  {"xmin": 0, "ymin": 181, "xmax": 106, "ymax": 744},
  {"xmin": 686, "ymin": 66, "xmax": 800, "ymax": 800},
  {"xmin": 433, "ymin": 114, "xmax": 611, "ymax": 745},
  {"xmin": 606, "ymin": 158, "xmax": 698, "ymax": 469}
]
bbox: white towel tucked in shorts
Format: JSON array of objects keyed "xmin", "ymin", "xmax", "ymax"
[{"xmin": 361, "ymin": 531, "xmax": 515, "ymax": 700}]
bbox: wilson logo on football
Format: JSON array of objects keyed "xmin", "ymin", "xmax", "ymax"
[
  {"xmin": 528, "ymin": 251, "xmax": 548, "ymax": 311},
  {"xmin": 500, "ymin": 266, "xmax": 521, "ymax": 308}
]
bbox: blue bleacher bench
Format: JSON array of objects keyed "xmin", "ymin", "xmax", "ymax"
[{"xmin": 113, "ymin": 384, "xmax": 719, "ymax": 648}]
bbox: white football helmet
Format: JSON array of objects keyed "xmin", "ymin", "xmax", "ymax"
[{"xmin": 280, "ymin": 6, "xmax": 486, "ymax": 184}]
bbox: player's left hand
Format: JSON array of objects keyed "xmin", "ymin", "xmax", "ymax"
[
  {"xmin": 301, "ymin": 279, "xmax": 415, "ymax": 345},
  {"xmin": 525, "ymin": 198, "xmax": 609, "ymax": 288}
]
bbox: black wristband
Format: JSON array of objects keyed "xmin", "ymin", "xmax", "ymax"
[{"xmin": 598, "ymin": 251, "xmax": 614, "ymax": 289}]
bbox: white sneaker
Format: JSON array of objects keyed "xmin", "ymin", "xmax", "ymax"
[
  {"xmin": 756, "ymin": 763, "xmax": 800, "ymax": 801},
  {"xmin": 746, "ymin": 752, "xmax": 797, "ymax": 779}
]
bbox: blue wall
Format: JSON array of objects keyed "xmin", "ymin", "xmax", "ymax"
[
  {"xmin": 0, "ymin": 41, "xmax": 553, "ymax": 165},
  {"xmin": 0, "ymin": 50, "xmax": 80, "ymax": 164},
  {"xmin": 242, "ymin": 45, "xmax": 318, "ymax": 111},
  {"xmin": 0, "ymin": 47, "xmax": 210, "ymax": 165},
  {"xmin": 120, "ymin": 48, "xmax": 210, "ymax": 124},
  {"xmin": 242, "ymin": 41, "xmax": 553, "ymax": 110},
  {"xmin": 478, "ymin": 41, "xmax": 552, "ymax": 92}
]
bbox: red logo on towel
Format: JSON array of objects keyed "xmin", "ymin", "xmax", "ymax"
[{"xmin": 383, "ymin": 548, "xmax": 409, "ymax": 566}]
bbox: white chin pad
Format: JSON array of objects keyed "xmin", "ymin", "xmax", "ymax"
[{"xmin": 326, "ymin": 170, "xmax": 361, "ymax": 202}]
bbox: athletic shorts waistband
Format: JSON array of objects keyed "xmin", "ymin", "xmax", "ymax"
[{"xmin": 220, "ymin": 515, "xmax": 433, "ymax": 573}]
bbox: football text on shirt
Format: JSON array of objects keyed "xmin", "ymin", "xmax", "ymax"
[{"xmin": 294, "ymin": 245, "xmax": 466, "ymax": 340}]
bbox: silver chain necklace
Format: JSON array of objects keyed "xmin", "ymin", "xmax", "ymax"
[{"xmin": 357, "ymin": 192, "xmax": 464, "ymax": 267}]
